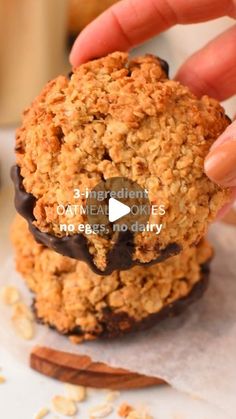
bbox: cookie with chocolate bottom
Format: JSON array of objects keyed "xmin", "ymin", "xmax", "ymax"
[
  {"xmin": 11, "ymin": 215, "xmax": 212, "ymax": 341},
  {"xmin": 13, "ymin": 52, "xmax": 229, "ymax": 274}
]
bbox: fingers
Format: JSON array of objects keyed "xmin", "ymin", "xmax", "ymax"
[
  {"xmin": 205, "ymin": 120, "xmax": 236, "ymax": 187},
  {"xmin": 70, "ymin": 0, "xmax": 235, "ymax": 66},
  {"xmin": 176, "ymin": 25, "xmax": 236, "ymax": 101},
  {"xmin": 216, "ymin": 188, "xmax": 236, "ymax": 219},
  {"xmin": 205, "ymin": 118, "xmax": 236, "ymax": 214}
]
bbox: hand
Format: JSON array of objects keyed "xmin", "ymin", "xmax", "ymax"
[{"xmin": 70, "ymin": 0, "xmax": 236, "ymax": 190}]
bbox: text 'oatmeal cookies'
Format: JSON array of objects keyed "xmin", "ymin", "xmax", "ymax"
[{"xmin": 13, "ymin": 52, "xmax": 230, "ymax": 274}]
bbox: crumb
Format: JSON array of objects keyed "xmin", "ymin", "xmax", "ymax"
[
  {"xmin": 0, "ymin": 375, "xmax": 6, "ymax": 384},
  {"xmin": 127, "ymin": 410, "xmax": 153, "ymax": 419},
  {"xmin": 89, "ymin": 403, "xmax": 113, "ymax": 418},
  {"xmin": 12, "ymin": 301, "xmax": 34, "ymax": 320},
  {"xmin": 0, "ymin": 285, "xmax": 20, "ymax": 305},
  {"xmin": 69, "ymin": 335, "xmax": 84, "ymax": 344},
  {"xmin": 34, "ymin": 407, "xmax": 49, "ymax": 419},
  {"xmin": 51, "ymin": 395, "xmax": 77, "ymax": 416},
  {"xmin": 118, "ymin": 403, "xmax": 134, "ymax": 417},
  {"xmin": 64, "ymin": 383, "xmax": 87, "ymax": 402},
  {"xmin": 11, "ymin": 309, "xmax": 35, "ymax": 340},
  {"xmin": 105, "ymin": 390, "xmax": 120, "ymax": 403}
]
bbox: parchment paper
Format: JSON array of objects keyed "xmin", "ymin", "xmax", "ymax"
[{"xmin": 0, "ymin": 191, "xmax": 236, "ymax": 417}]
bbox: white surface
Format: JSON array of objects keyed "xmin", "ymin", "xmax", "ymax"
[
  {"xmin": 0, "ymin": 344, "xmax": 229, "ymax": 419},
  {"xmin": 0, "ymin": 16, "xmax": 236, "ymax": 419},
  {"xmin": 0, "ymin": 343, "xmax": 230, "ymax": 419}
]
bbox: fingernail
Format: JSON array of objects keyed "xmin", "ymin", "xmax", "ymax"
[{"xmin": 204, "ymin": 140, "xmax": 236, "ymax": 187}]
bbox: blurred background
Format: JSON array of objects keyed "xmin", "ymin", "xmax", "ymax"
[
  {"xmin": 0, "ymin": 0, "xmax": 118, "ymax": 126},
  {"xmin": 0, "ymin": 0, "xmax": 235, "ymax": 127}
]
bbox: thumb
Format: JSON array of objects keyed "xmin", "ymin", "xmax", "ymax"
[{"xmin": 204, "ymin": 119, "xmax": 236, "ymax": 187}]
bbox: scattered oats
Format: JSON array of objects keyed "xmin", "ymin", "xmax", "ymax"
[
  {"xmin": 64, "ymin": 383, "xmax": 87, "ymax": 402},
  {"xmin": 118, "ymin": 405, "xmax": 153, "ymax": 419},
  {"xmin": 127, "ymin": 411, "xmax": 153, "ymax": 419},
  {"xmin": 12, "ymin": 301, "xmax": 34, "ymax": 320},
  {"xmin": 89, "ymin": 403, "xmax": 113, "ymax": 418},
  {"xmin": 69, "ymin": 335, "xmax": 84, "ymax": 344},
  {"xmin": 52, "ymin": 395, "xmax": 77, "ymax": 416},
  {"xmin": 11, "ymin": 301, "xmax": 35, "ymax": 340},
  {"xmin": 118, "ymin": 403, "xmax": 134, "ymax": 417},
  {"xmin": 105, "ymin": 390, "xmax": 120, "ymax": 403},
  {"xmin": 34, "ymin": 407, "xmax": 49, "ymax": 419},
  {"xmin": 127, "ymin": 413, "xmax": 140, "ymax": 419},
  {"xmin": 11, "ymin": 314, "xmax": 35, "ymax": 340},
  {"xmin": 0, "ymin": 285, "xmax": 20, "ymax": 305},
  {"xmin": 0, "ymin": 375, "xmax": 6, "ymax": 384},
  {"xmin": 69, "ymin": 332, "xmax": 95, "ymax": 344}
]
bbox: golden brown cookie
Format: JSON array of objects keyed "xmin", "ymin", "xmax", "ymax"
[
  {"xmin": 11, "ymin": 215, "xmax": 212, "ymax": 341},
  {"xmin": 12, "ymin": 53, "xmax": 229, "ymax": 274}
]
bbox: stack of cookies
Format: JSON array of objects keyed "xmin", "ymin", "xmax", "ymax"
[{"xmin": 11, "ymin": 53, "xmax": 230, "ymax": 341}]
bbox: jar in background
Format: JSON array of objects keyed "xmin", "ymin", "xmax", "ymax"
[{"xmin": 0, "ymin": 0, "xmax": 68, "ymax": 126}]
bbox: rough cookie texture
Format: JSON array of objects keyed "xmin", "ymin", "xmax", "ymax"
[
  {"xmin": 68, "ymin": 0, "xmax": 118, "ymax": 34},
  {"xmin": 15, "ymin": 52, "xmax": 229, "ymax": 272},
  {"xmin": 11, "ymin": 216, "xmax": 212, "ymax": 340}
]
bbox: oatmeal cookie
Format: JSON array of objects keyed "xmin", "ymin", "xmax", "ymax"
[
  {"xmin": 12, "ymin": 53, "xmax": 229, "ymax": 274},
  {"xmin": 11, "ymin": 215, "xmax": 212, "ymax": 340}
]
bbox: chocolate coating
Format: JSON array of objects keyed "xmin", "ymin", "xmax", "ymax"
[
  {"xmin": 158, "ymin": 57, "xmax": 169, "ymax": 77},
  {"xmin": 33, "ymin": 262, "xmax": 210, "ymax": 340},
  {"xmin": 11, "ymin": 165, "xmax": 182, "ymax": 275}
]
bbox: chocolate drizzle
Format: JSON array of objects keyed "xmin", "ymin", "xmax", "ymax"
[
  {"xmin": 158, "ymin": 57, "xmax": 169, "ymax": 77},
  {"xmin": 11, "ymin": 165, "xmax": 182, "ymax": 275},
  {"xmin": 33, "ymin": 263, "xmax": 210, "ymax": 340}
]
